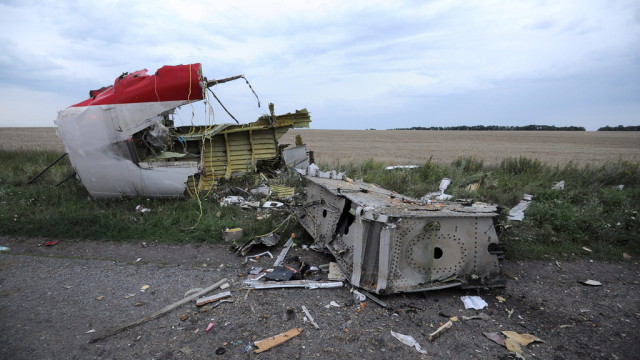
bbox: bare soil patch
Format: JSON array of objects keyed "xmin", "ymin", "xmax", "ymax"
[{"xmin": 1, "ymin": 236, "xmax": 638, "ymax": 359}]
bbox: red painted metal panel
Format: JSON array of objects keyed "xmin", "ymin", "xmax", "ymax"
[{"xmin": 71, "ymin": 63, "xmax": 204, "ymax": 107}]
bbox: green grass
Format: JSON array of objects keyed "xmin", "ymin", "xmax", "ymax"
[{"xmin": 1, "ymin": 150, "xmax": 638, "ymax": 261}]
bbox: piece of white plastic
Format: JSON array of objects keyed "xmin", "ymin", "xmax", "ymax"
[
  {"xmin": 390, "ymin": 331, "xmax": 428, "ymax": 354},
  {"xmin": 461, "ymin": 295, "xmax": 488, "ymax": 310}
]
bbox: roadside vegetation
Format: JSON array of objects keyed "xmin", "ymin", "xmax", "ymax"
[{"xmin": 1, "ymin": 150, "xmax": 638, "ymax": 261}]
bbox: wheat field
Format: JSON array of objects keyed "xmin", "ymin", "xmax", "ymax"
[{"xmin": 1, "ymin": 127, "xmax": 638, "ymax": 166}]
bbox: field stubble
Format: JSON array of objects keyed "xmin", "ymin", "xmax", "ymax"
[{"xmin": 1, "ymin": 127, "xmax": 638, "ymax": 166}]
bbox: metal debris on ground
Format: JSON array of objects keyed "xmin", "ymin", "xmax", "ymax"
[
  {"xmin": 301, "ymin": 305, "xmax": 319, "ymax": 329},
  {"xmin": 89, "ymin": 278, "xmax": 227, "ymax": 343},
  {"xmin": 390, "ymin": 331, "xmax": 428, "ymax": 355},
  {"xmin": 250, "ymin": 185, "xmax": 271, "ymax": 196},
  {"xmin": 264, "ymin": 266, "xmax": 294, "ymax": 281},
  {"xmin": 253, "ymin": 327, "xmax": 303, "ymax": 353},
  {"xmin": 552, "ymin": 180, "xmax": 565, "ymax": 190},
  {"xmin": 428, "ymin": 320, "xmax": 453, "ymax": 342},
  {"xmin": 238, "ymin": 233, "xmax": 280, "ymax": 256},
  {"xmin": 579, "ymin": 279, "xmax": 602, "ymax": 286},
  {"xmin": 273, "ymin": 236, "xmax": 295, "ymax": 267},
  {"xmin": 243, "ymin": 280, "xmax": 343, "ymax": 290},
  {"xmin": 56, "ymin": 63, "xmax": 311, "ymax": 199},
  {"xmin": 358, "ymin": 289, "xmax": 388, "ymax": 308},
  {"xmin": 384, "ymin": 165, "xmax": 419, "ymax": 170},
  {"xmin": 351, "ymin": 289, "xmax": 366, "ymax": 302},
  {"xmin": 195, "ymin": 291, "xmax": 232, "ymax": 306},
  {"xmin": 298, "ymin": 172, "xmax": 504, "ymax": 294},
  {"xmin": 461, "ymin": 295, "xmax": 488, "ymax": 310},
  {"xmin": 244, "ymin": 251, "xmax": 273, "ymax": 264},
  {"xmin": 263, "ymin": 201, "xmax": 284, "ymax": 208},
  {"xmin": 421, "ymin": 177, "xmax": 453, "ymax": 201},
  {"xmin": 327, "ymin": 262, "xmax": 345, "ymax": 281},
  {"xmin": 222, "ymin": 228, "xmax": 243, "ymax": 242},
  {"xmin": 508, "ymin": 194, "xmax": 533, "ymax": 222}
]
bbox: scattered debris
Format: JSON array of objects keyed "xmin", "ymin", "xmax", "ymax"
[
  {"xmin": 270, "ymin": 185, "xmax": 295, "ymax": 199},
  {"xmin": 140, "ymin": 285, "xmax": 150, "ymax": 292},
  {"xmin": 461, "ymin": 295, "xmax": 488, "ymax": 310},
  {"xmin": 301, "ymin": 305, "xmax": 319, "ymax": 329},
  {"xmin": 135, "ymin": 205, "xmax": 150, "ymax": 214},
  {"xmin": 238, "ymin": 233, "xmax": 281, "ymax": 256},
  {"xmin": 465, "ymin": 183, "xmax": 480, "ymax": 192},
  {"xmin": 579, "ymin": 279, "xmax": 602, "ymax": 286},
  {"xmin": 359, "ymin": 289, "xmax": 388, "ymax": 308},
  {"xmin": 352, "ymin": 290, "xmax": 367, "ymax": 302},
  {"xmin": 505, "ymin": 337, "xmax": 523, "ymax": 354},
  {"xmin": 298, "ymin": 174, "xmax": 504, "ymax": 294},
  {"xmin": 327, "ymin": 262, "xmax": 345, "ymax": 281},
  {"xmin": 483, "ymin": 332, "xmax": 505, "ymax": 346},
  {"xmin": 220, "ymin": 283, "xmax": 230, "ymax": 290},
  {"xmin": 508, "ymin": 194, "xmax": 533, "ymax": 222},
  {"xmin": 243, "ymin": 280, "xmax": 343, "ymax": 290},
  {"xmin": 95, "ymin": 296, "xmax": 105, "ymax": 301},
  {"xmin": 244, "ymin": 251, "xmax": 273, "ymax": 263},
  {"xmin": 385, "ymin": 165, "xmax": 419, "ymax": 170},
  {"xmin": 196, "ymin": 291, "xmax": 232, "ymax": 306},
  {"xmin": 583, "ymin": 246, "xmax": 592, "ymax": 253},
  {"xmin": 273, "ymin": 236, "xmax": 295, "ymax": 267},
  {"xmin": 552, "ymin": 180, "xmax": 565, "ymax": 190},
  {"xmin": 422, "ymin": 177, "xmax": 453, "ymax": 201},
  {"xmin": 44, "ymin": 241, "xmax": 60, "ymax": 247},
  {"xmin": 250, "ymin": 185, "xmax": 271, "ymax": 196},
  {"xmin": 264, "ymin": 266, "xmax": 294, "ymax": 281},
  {"xmin": 324, "ymin": 301, "xmax": 341, "ymax": 308},
  {"xmin": 390, "ymin": 331, "xmax": 428, "ymax": 354},
  {"xmin": 205, "ymin": 322, "xmax": 215, "ymax": 332},
  {"xmin": 253, "ymin": 328, "xmax": 303, "ymax": 353},
  {"xmin": 501, "ymin": 331, "xmax": 544, "ymax": 346},
  {"xmin": 222, "ymin": 228, "xmax": 243, "ymax": 242},
  {"xmin": 0, "ymin": 246, "xmax": 9, "ymax": 252},
  {"xmin": 89, "ymin": 278, "xmax": 227, "ymax": 343},
  {"xmin": 263, "ymin": 201, "xmax": 284, "ymax": 208},
  {"xmin": 428, "ymin": 320, "xmax": 453, "ymax": 342},
  {"xmin": 85, "ymin": 329, "xmax": 96, "ymax": 334},
  {"xmin": 623, "ymin": 253, "xmax": 631, "ymax": 259},
  {"xmin": 461, "ymin": 313, "xmax": 490, "ymax": 321},
  {"xmin": 496, "ymin": 296, "xmax": 506, "ymax": 302}
]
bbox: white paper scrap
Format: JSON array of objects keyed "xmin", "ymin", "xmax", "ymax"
[{"xmin": 461, "ymin": 295, "xmax": 488, "ymax": 310}]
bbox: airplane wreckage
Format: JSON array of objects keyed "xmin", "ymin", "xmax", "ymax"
[{"xmin": 54, "ymin": 63, "xmax": 504, "ymax": 294}]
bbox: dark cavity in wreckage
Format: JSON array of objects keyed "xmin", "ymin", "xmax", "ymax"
[{"xmin": 55, "ymin": 63, "xmax": 504, "ymax": 294}]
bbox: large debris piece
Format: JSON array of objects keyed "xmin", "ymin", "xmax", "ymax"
[
  {"xmin": 55, "ymin": 63, "xmax": 310, "ymax": 198},
  {"xmin": 297, "ymin": 174, "xmax": 504, "ymax": 294}
]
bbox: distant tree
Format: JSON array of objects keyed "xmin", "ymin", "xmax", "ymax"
[
  {"xmin": 391, "ymin": 124, "xmax": 585, "ymax": 131},
  {"xmin": 597, "ymin": 125, "xmax": 640, "ymax": 131}
]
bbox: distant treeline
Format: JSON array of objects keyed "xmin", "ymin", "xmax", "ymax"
[
  {"xmin": 390, "ymin": 125, "xmax": 586, "ymax": 131},
  {"xmin": 597, "ymin": 125, "xmax": 640, "ymax": 131}
]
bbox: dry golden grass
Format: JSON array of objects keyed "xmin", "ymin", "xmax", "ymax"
[
  {"xmin": 0, "ymin": 127, "xmax": 65, "ymax": 152},
  {"xmin": 2, "ymin": 127, "xmax": 638, "ymax": 166},
  {"xmin": 281, "ymin": 129, "xmax": 640, "ymax": 166}
]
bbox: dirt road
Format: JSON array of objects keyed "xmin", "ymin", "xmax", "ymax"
[{"xmin": 0, "ymin": 237, "xmax": 638, "ymax": 359}]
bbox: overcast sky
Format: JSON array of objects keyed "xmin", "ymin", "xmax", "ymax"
[{"xmin": 1, "ymin": 0, "xmax": 638, "ymax": 130}]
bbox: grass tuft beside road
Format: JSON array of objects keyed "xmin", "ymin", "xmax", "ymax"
[{"xmin": 1, "ymin": 150, "xmax": 638, "ymax": 261}]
